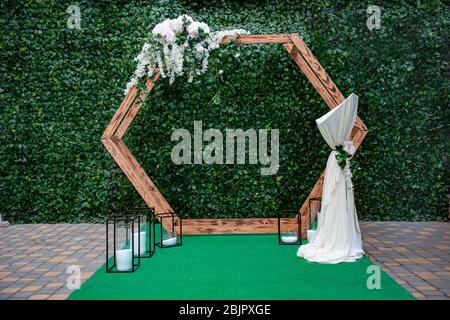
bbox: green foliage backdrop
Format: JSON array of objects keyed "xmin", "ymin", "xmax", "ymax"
[{"xmin": 1, "ymin": 0, "xmax": 448, "ymax": 223}]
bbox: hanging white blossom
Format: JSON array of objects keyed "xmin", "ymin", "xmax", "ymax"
[
  {"xmin": 335, "ymin": 140, "xmax": 356, "ymax": 190},
  {"xmin": 124, "ymin": 15, "xmax": 249, "ymax": 95},
  {"xmin": 343, "ymin": 159, "xmax": 353, "ymax": 191}
]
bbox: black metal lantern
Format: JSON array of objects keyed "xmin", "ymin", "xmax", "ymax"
[
  {"xmin": 308, "ymin": 197, "xmax": 322, "ymax": 230},
  {"xmin": 128, "ymin": 207, "xmax": 156, "ymax": 258},
  {"xmin": 277, "ymin": 210, "xmax": 301, "ymax": 245},
  {"xmin": 106, "ymin": 215, "xmax": 141, "ymax": 273},
  {"xmin": 155, "ymin": 212, "xmax": 182, "ymax": 248}
]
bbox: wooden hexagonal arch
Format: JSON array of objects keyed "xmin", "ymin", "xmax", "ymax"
[{"xmin": 101, "ymin": 33, "xmax": 368, "ymax": 237}]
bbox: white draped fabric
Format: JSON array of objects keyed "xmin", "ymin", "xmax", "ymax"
[{"xmin": 297, "ymin": 93, "xmax": 364, "ymax": 264}]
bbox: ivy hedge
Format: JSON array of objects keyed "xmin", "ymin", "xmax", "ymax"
[{"xmin": 1, "ymin": 0, "xmax": 448, "ymax": 223}]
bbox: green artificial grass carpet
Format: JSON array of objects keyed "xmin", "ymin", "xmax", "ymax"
[{"xmin": 68, "ymin": 234, "xmax": 414, "ymax": 300}]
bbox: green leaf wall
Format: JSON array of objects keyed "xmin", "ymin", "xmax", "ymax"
[{"xmin": 1, "ymin": 0, "xmax": 448, "ymax": 222}]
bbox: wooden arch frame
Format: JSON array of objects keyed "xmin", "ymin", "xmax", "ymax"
[{"xmin": 101, "ymin": 33, "xmax": 368, "ymax": 237}]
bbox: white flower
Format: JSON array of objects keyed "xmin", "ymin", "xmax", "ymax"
[
  {"xmin": 342, "ymin": 140, "xmax": 355, "ymax": 155},
  {"xmin": 142, "ymin": 42, "xmax": 151, "ymax": 52},
  {"xmin": 152, "ymin": 19, "xmax": 177, "ymax": 44},
  {"xmin": 194, "ymin": 43, "xmax": 206, "ymax": 53},
  {"xmin": 234, "ymin": 53, "xmax": 240, "ymax": 58},
  {"xmin": 206, "ymin": 29, "xmax": 249, "ymax": 50},
  {"xmin": 123, "ymin": 16, "xmax": 249, "ymax": 95},
  {"xmin": 164, "ymin": 32, "xmax": 177, "ymax": 44},
  {"xmin": 187, "ymin": 21, "xmax": 210, "ymax": 38},
  {"xmin": 343, "ymin": 159, "xmax": 353, "ymax": 190},
  {"xmin": 169, "ymin": 16, "xmax": 185, "ymax": 33},
  {"xmin": 135, "ymin": 64, "xmax": 146, "ymax": 77}
]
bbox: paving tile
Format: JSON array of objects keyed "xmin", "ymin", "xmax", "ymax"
[
  {"xmin": 35, "ymin": 288, "xmax": 58, "ymax": 295},
  {"xmin": 44, "ymin": 271, "xmax": 62, "ymax": 277},
  {"xmin": 416, "ymin": 285, "xmax": 437, "ymax": 291},
  {"xmin": 1, "ymin": 287, "xmax": 22, "ymax": 294},
  {"xmin": 414, "ymin": 271, "xmax": 440, "ymax": 280},
  {"xmin": 43, "ymin": 282, "xmax": 65, "ymax": 289},
  {"xmin": 28, "ymin": 294, "xmax": 50, "ymax": 300},
  {"xmin": 47, "ymin": 293, "xmax": 69, "ymax": 300},
  {"xmin": 20, "ymin": 285, "xmax": 44, "ymax": 292},
  {"xmin": 10, "ymin": 291, "xmax": 34, "ymax": 299},
  {"xmin": 420, "ymin": 290, "xmax": 445, "ymax": 296},
  {"xmin": 412, "ymin": 292, "xmax": 425, "ymax": 299},
  {"xmin": 426, "ymin": 279, "xmax": 450, "ymax": 289}
]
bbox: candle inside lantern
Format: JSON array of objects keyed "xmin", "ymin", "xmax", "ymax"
[
  {"xmin": 281, "ymin": 235, "xmax": 299, "ymax": 243},
  {"xmin": 162, "ymin": 233, "xmax": 177, "ymax": 247},
  {"xmin": 281, "ymin": 230, "xmax": 298, "ymax": 243},
  {"xmin": 115, "ymin": 248, "xmax": 132, "ymax": 271},
  {"xmin": 307, "ymin": 230, "xmax": 317, "ymax": 243},
  {"xmin": 133, "ymin": 231, "xmax": 146, "ymax": 256}
]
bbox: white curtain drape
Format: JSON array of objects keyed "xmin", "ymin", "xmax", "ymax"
[{"xmin": 297, "ymin": 93, "xmax": 364, "ymax": 264}]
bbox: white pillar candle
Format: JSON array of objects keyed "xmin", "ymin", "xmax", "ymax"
[
  {"xmin": 116, "ymin": 248, "xmax": 132, "ymax": 271},
  {"xmin": 281, "ymin": 235, "xmax": 299, "ymax": 243},
  {"xmin": 162, "ymin": 236, "xmax": 177, "ymax": 247},
  {"xmin": 133, "ymin": 231, "xmax": 146, "ymax": 256}
]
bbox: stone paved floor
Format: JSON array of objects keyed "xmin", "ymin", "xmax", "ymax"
[
  {"xmin": 0, "ymin": 224, "xmax": 104, "ymax": 300},
  {"xmin": 362, "ymin": 222, "xmax": 450, "ymax": 300},
  {"xmin": 0, "ymin": 222, "xmax": 448, "ymax": 300}
]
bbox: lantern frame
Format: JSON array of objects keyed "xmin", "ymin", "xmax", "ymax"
[
  {"xmin": 277, "ymin": 210, "xmax": 302, "ymax": 245},
  {"xmin": 106, "ymin": 215, "xmax": 141, "ymax": 273},
  {"xmin": 128, "ymin": 207, "xmax": 156, "ymax": 258},
  {"xmin": 155, "ymin": 212, "xmax": 183, "ymax": 248}
]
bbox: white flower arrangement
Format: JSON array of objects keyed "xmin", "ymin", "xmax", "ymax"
[
  {"xmin": 335, "ymin": 140, "xmax": 356, "ymax": 190},
  {"xmin": 343, "ymin": 159, "xmax": 353, "ymax": 191},
  {"xmin": 342, "ymin": 140, "xmax": 356, "ymax": 156},
  {"xmin": 124, "ymin": 15, "xmax": 248, "ymax": 95}
]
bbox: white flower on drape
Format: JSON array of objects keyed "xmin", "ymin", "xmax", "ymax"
[{"xmin": 342, "ymin": 140, "xmax": 355, "ymax": 155}]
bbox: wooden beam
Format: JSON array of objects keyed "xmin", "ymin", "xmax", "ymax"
[
  {"xmin": 102, "ymin": 138, "xmax": 173, "ymax": 214},
  {"xmin": 182, "ymin": 218, "xmax": 301, "ymax": 235},
  {"xmin": 222, "ymin": 34, "xmax": 292, "ymax": 45},
  {"xmin": 113, "ymin": 138, "xmax": 173, "ymax": 214},
  {"xmin": 102, "ymin": 87, "xmax": 138, "ymax": 140},
  {"xmin": 101, "ymin": 70, "xmax": 173, "ymax": 215},
  {"xmin": 285, "ymin": 44, "xmax": 342, "ymax": 109},
  {"xmin": 288, "ymin": 34, "xmax": 345, "ymax": 104},
  {"xmin": 115, "ymin": 72, "xmax": 160, "ymax": 139}
]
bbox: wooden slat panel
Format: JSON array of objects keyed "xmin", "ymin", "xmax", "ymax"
[{"xmin": 222, "ymin": 34, "xmax": 292, "ymax": 45}]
